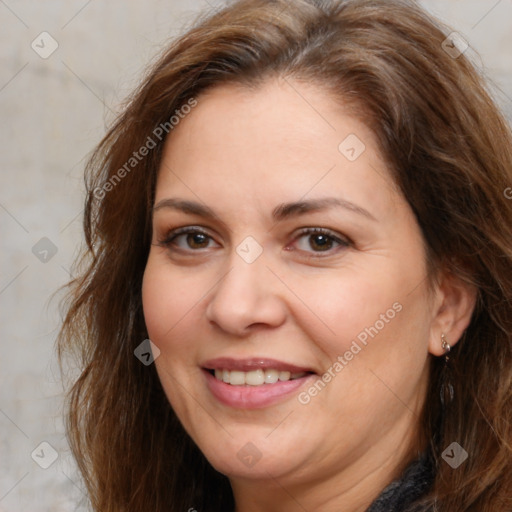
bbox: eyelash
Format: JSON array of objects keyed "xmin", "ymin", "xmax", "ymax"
[{"xmin": 157, "ymin": 226, "xmax": 351, "ymax": 258}]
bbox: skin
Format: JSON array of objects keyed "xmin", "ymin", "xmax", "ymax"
[{"xmin": 142, "ymin": 78, "xmax": 476, "ymax": 512}]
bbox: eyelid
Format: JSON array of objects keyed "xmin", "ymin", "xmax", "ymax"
[
  {"xmin": 157, "ymin": 225, "xmax": 351, "ymax": 256},
  {"xmin": 293, "ymin": 226, "xmax": 351, "ymax": 244},
  {"xmin": 290, "ymin": 226, "xmax": 351, "ymax": 257},
  {"xmin": 157, "ymin": 225, "xmax": 218, "ymax": 249}
]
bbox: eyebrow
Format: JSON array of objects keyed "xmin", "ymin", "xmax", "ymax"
[{"xmin": 153, "ymin": 197, "xmax": 376, "ymax": 222}]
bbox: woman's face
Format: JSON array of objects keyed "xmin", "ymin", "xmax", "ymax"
[{"xmin": 142, "ymin": 79, "xmax": 437, "ymax": 491}]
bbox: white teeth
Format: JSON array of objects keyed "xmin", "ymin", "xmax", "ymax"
[
  {"xmin": 245, "ymin": 369, "xmax": 264, "ymax": 386},
  {"xmin": 229, "ymin": 371, "xmax": 246, "ymax": 386},
  {"xmin": 212, "ymin": 368, "xmax": 308, "ymax": 386},
  {"xmin": 278, "ymin": 371, "xmax": 291, "ymax": 381},
  {"xmin": 264, "ymin": 369, "xmax": 279, "ymax": 384}
]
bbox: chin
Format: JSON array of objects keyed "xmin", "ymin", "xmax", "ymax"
[{"xmin": 195, "ymin": 430, "xmax": 307, "ymax": 481}]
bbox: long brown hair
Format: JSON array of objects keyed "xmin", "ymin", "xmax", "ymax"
[{"xmin": 58, "ymin": 0, "xmax": 512, "ymax": 510}]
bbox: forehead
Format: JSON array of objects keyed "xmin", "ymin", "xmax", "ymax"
[{"xmin": 155, "ymin": 79, "xmax": 399, "ymax": 219}]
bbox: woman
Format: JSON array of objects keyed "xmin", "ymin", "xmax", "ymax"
[{"xmin": 58, "ymin": 0, "xmax": 512, "ymax": 510}]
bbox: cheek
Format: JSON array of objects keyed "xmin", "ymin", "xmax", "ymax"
[
  {"xmin": 294, "ymin": 261, "xmax": 430, "ymax": 369},
  {"xmin": 141, "ymin": 258, "xmax": 198, "ymax": 348},
  {"xmin": 141, "ymin": 259, "xmax": 202, "ymax": 411},
  {"xmin": 291, "ymin": 269, "xmax": 398, "ymax": 346},
  {"xmin": 296, "ymin": 275, "xmax": 430, "ymax": 437}
]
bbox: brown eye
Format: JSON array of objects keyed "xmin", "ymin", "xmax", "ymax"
[
  {"xmin": 184, "ymin": 232, "xmax": 210, "ymax": 249},
  {"xmin": 307, "ymin": 233, "xmax": 334, "ymax": 251},
  {"xmin": 159, "ymin": 228, "xmax": 218, "ymax": 251},
  {"xmin": 293, "ymin": 227, "xmax": 350, "ymax": 256}
]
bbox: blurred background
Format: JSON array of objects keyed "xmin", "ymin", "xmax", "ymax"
[{"xmin": 1, "ymin": 1, "xmax": 511, "ymax": 510}]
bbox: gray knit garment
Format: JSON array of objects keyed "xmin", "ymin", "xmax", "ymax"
[{"xmin": 365, "ymin": 454, "xmax": 435, "ymax": 512}]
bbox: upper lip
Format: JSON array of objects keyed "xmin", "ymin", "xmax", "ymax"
[{"xmin": 202, "ymin": 357, "xmax": 316, "ymax": 374}]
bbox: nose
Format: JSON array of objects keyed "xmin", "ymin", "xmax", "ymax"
[{"xmin": 205, "ymin": 251, "xmax": 288, "ymax": 336}]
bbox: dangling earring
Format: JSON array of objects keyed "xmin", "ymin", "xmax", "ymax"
[
  {"xmin": 441, "ymin": 333, "xmax": 451, "ymax": 362},
  {"xmin": 440, "ymin": 333, "xmax": 454, "ymax": 406}
]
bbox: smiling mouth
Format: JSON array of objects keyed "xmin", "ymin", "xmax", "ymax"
[
  {"xmin": 208, "ymin": 368, "xmax": 311, "ymax": 386},
  {"xmin": 202, "ymin": 358, "xmax": 317, "ymax": 408}
]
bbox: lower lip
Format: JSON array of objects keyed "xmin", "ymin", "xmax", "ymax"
[{"xmin": 203, "ymin": 369, "xmax": 314, "ymax": 409}]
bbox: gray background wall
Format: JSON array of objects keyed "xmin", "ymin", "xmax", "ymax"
[{"xmin": 1, "ymin": 1, "xmax": 511, "ymax": 510}]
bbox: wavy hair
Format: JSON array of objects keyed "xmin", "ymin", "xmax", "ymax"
[{"xmin": 58, "ymin": 0, "xmax": 512, "ymax": 510}]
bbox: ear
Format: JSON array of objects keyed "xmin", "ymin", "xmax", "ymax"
[{"xmin": 428, "ymin": 271, "xmax": 477, "ymax": 356}]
